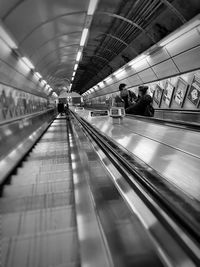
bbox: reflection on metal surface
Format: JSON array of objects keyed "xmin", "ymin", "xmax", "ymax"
[
  {"xmin": 80, "ymin": 110, "xmax": 200, "ymax": 202},
  {"xmin": 69, "ymin": 121, "xmax": 112, "ymax": 267},
  {"xmin": 4, "ymin": 128, "xmax": 12, "ymax": 136},
  {"xmin": 100, "ymin": 122, "xmax": 111, "ymax": 132},
  {"xmin": 117, "ymin": 136, "xmax": 132, "ymax": 147},
  {"xmin": 163, "ymin": 154, "xmax": 200, "ymax": 198},
  {"xmin": 87, "ymin": 128, "xmax": 198, "ymax": 267},
  {"xmin": 133, "ymin": 139, "xmax": 159, "ymax": 163}
]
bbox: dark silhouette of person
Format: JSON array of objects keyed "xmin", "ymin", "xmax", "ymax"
[
  {"xmin": 57, "ymin": 102, "xmax": 65, "ymax": 115},
  {"xmin": 125, "ymin": 85, "xmax": 154, "ymax": 116},
  {"xmin": 115, "ymin": 83, "xmax": 137, "ymax": 109}
]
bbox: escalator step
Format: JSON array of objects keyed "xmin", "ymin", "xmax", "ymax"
[
  {"xmin": 2, "ymin": 206, "xmax": 76, "ymax": 237},
  {"xmin": 0, "ymin": 192, "xmax": 74, "ymax": 213},
  {"xmin": 2, "ymin": 229, "xmax": 78, "ymax": 267}
]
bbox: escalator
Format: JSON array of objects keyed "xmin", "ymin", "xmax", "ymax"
[
  {"xmin": 1, "ymin": 113, "xmax": 200, "ymax": 267},
  {"xmin": 1, "ymin": 118, "xmax": 80, "ymax": 267}
]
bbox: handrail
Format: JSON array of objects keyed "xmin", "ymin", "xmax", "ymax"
[
  {"xmin": 154, "ymin": 108, "xmax": 200, "ymax": 113},
  {"xmin": 71, "ymin": 110, "xmax": 200, "ymax": 265}
]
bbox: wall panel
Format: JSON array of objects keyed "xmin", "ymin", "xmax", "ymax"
[
  {"xmin": 138, "ymin": 68, "xmax": 158, "ymax": 83},
  {"xmin": 147, "ymin": 48, "xmax": 169, "ymax": 66},
  {"xmin": 152, "ymin": 59, "xmax": 179, "ymax": 79},
  {"xmin": 166, "ymin": 29, "xmax": 200, "ymax": 57},
  {"xmin": 173, "ymin": 46, "xmax": 200, "ymax": 72}
]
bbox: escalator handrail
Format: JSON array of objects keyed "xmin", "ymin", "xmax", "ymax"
[{"xmin": 71, "ymin": 110, "xmax": 200, "ymax": 264}]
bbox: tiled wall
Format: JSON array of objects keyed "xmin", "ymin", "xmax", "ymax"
[{"xmin": 0, "ymin": 83, "xmax": 47, "ymax": 122}]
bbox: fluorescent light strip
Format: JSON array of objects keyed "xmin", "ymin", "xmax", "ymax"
[
  {"xmin": 52, "ymin": 92, "xmax": 58, "ymax": 97},
  {"xmin": 21, "ymin": 57, "xmax": 35, "ymax": 69},
  {"xmin": 35, "ymin": 72, "xmax": 42, "ymax": 79},
  {"xmin": 115, "ymin": 69, "xmax": 126, "ymax": 78},
  {"xmin": 76, "ymin": 51, "xmax": 82, "ymax": 61},
  {"xmin": 80, "ymin": 28, "xmax": 88, "ymax": 46},
  {"xmin": 87, "ymin": 0, "xmax": 99, "ymax": 15},
  {"xmin": 98, "ymin": 82, "xmax": 103, "ymax": 87},
  {"xmin": 71, "ymin": 77, "xmax": 74, "ymax": 81},
  {"xmin": 74, "ymin": 63, "xmax": 78, "ymax": 71},
  {"xmin": 0, "ymin": 22, "xmax": 18, "ymax": 49},
  {"xmin": 105, "ymin": 76, "xmax": 112, "ymax": 83},
  {"xmin": 72, "ymin": 71, "xmax": 76, "ymax": 76},
  {"xmin": 128, "ymin": 54, "xmax": 146, "ymax": 67},
  {"xmin": 114, "ymin": 68, "xmax": 124, "ymax": 76},
  {"xmin": 40, "ymin": 80, "xmax": 47, "ymax": 87}
]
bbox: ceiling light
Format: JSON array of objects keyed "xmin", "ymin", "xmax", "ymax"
[
  {"xmin": 114, "ymin": 69, "xmax": 126, "ymax": 78},
  {"xmin": 40, "ymin": 80, "xmax": 46, "ymax": 87},
  {"xmin": 76, "ymin": 51, "xmax": 82, "ymax": 62},
  {"xmin": 80, "ymin": 28, "xmax": 88, "ymax": 46},
  {"xmin": 35, "ymin": 72, "xmax": 42, "ymax": 79},
  {"xmin": 71, "ymin": 77, "xmax": 74, "ymax": 81},
  {"xmin": 74, "ymin": 63, "xmax": 78, "ymax": 70},
  {"xmin": 52, "ymin": 92, "xmax": 58, "ymax": 98},
  {"xmin": 128, "ymin": 54, "xmax": 146, "ymax": 67},
  {"xmin": 21, "ymin": 57, "xmax": 35, "ymax": 69},
  {"xmin": 0, "ymin": 21, "xmax": 18, "ymax": 49},
  {"xmin": 98, "ymin": 81, "xmax": 104, "ymax": 87},
  {"xmin": 105, "ymin": 76, "xmax": 112, "ymax": 83},
  {"xmin": 87, "ymin": 0, "xmax": 99, "ymax": 15},
  {"xmin": 72, "ymin": 71, "xmax": 76, "ymax": 77}
]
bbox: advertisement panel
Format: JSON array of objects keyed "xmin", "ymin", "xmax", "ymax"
[
  {"xmin": 187, "ymin": 75, "xmax": 200, "ymax": 107},
  {"xmin": 174, "ymin": 78, "xmax": 188, "ymax": 107}
]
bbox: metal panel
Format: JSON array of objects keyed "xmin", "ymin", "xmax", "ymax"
[
  {"xmin": 152, "ymin": 59, "xmax": 179, "ymax": 79},
  {"xmin": 132, "ymin": 59, "xmax": 149, "ymax": 72},
  {"xmin": 127, "ymin": 74, "xmax": 143, "ymax": 86},
  {"xmin": 147, "ymin": 48, "xmax": 170, "ymax": 66},
  {"xmin": 173, "ymin": 46, "xmax": 200, "ymax": 72},
  {"xmin": 138, "ymin": 68, "xmax": 157, "ymax": 83},
  {"xmin": 125, "ymin": 67, "xmax": 137, "ymax": 77},
  {"xmin": 165, "ymin": 29, "xmax": 200, "ymax": 57}
]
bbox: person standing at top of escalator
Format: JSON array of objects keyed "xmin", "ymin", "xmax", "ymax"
[
  {"xmin": 57, "ymin": 102, "xmax": 65, "ymax": 115},
  {"xmin": 125, "ymin": 85, "xmax": 154, "ymax": 116}
]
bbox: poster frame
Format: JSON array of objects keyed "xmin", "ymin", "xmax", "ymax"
[
  {"xmin": 174, "ymin": 77, "xmax": 188, "ymax": 107},
  {"xmin": 187, "ymin": 75, "xmax": 200, "ymax": 107},
  {"xmin": 153, "ymin": 84, "xmax": 163, "ymax": 107},
  {"xmin": 163, "ymin": 81, "xmax": 175, "ymax": 107}
]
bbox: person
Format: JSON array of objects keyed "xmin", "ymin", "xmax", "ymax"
[
  {"xmin": 57, "ymin": 102, "xmax": 65, "ymax": 115},
  {"xmin": 125, "ymin": 85, "xmax": 154, "ymax": 116},
  {"xmin": 114, "ymin": 83, "xmax": 137, "ymax": 109}
]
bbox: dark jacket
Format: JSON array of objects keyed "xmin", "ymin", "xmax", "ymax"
[
  {"xmin": 125, "ymin": 94, "xmax": 153, "ymax": 116},
  {"xmin": 57, "ymin": 103, "xmax": 64, "ymax": 113},
  {"xmin": 116, "ymin": 90, "xmax": 137, "ymax": 109}
]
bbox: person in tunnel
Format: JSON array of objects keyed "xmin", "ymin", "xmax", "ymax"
[
  {"xmin": 115, "ymin": 83, "xmax": 137, "ymax": 109},
  {"xmin": 57, "ymin": 102, "xmax": 65, "ymax": 116},
  {"xmin": 125, "ymin": 85, "xmax": 154, "ymax": 116}
]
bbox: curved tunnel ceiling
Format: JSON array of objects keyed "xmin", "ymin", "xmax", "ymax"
[{"xmin": 0, "ymin": 0, "xmax": 200, "ymax": 96}]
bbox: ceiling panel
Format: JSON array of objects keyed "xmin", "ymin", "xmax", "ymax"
[{"xmin": 0, "ymin": 0, "xmax": 199, "ymax": 95}]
